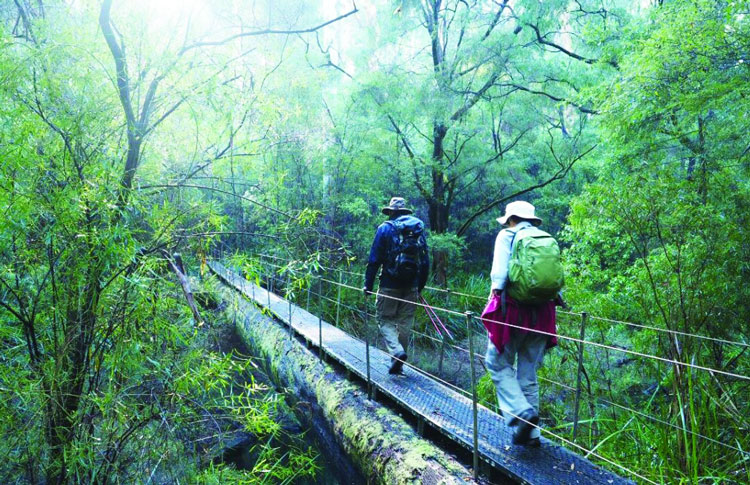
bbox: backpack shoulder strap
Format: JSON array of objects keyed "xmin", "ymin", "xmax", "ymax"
[
  {"xmin": 381, "ymin": 220, "xmax": 399, "ymax": 254},
  {"xmin": 508, "ymin": 225, "xmax": 530, "ymax": 253}
]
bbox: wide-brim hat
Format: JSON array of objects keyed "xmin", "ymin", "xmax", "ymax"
[
  {"xmin": 381, "ymin": 197, "xmax": 413, "ymax": 215},
  {"xmin": 497, "ymin": 201, "xmax": 542, "ymax": 226}
]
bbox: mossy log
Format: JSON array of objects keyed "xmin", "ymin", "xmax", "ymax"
[{"xmin": 217, "ymin": 284, "xmax": 475, "ymax": 484}]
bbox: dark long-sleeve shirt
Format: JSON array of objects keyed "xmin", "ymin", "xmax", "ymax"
[{"xmin": 364, "ymin": 217, "xmax": 429, "ymax": 292}]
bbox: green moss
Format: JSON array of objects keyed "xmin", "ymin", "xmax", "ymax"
[
  {"xmin": 214, "ymin": 277, "xmax": 470, "ymax": 485},
  {"xmin": 314, "ymin": 377, "xmax": 347, "ymax": 412}
]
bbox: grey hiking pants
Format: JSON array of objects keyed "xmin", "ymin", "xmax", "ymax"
[{"xmin": 485, "ymin": 330, "xmax": 548, "ymax": 439}]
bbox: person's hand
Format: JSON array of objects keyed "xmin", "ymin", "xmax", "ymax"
[{"xmin": 554, "ymin": 293, "xmax": 569, "ymax": 309}]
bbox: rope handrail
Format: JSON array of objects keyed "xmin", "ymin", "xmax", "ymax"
[
  {"xmin": 255, "ymin": 258, "xmax": 750, "ymax": 380},
  {"xmin": 224, "ymin": 258, "xmax": 749, "ymax": 484},
  {"xmin": 313, "ymin": 276, "xmax": 750, "ymax": 382},
  {"xmin": 230, "ymin": 264, "xmax": 750, "ymax": 456},
  {"xmin": 256, "ymin": 252, "xmax": 489, "ymax": 299},
  {"xmin": 258, "ymin": 258, "xmax": 750, "ymax": 381},
  {"xmin": 221, "ymin": 260, "xmax": 680, "ymax": 484},
  {"xmin": 334, "ymin": 309, "xmax": 656, "ymax": 484},
  {"xmin": 258, "ymin": 257, "xmax": 750, "ymax": 382},
  {"xmin": 587, "ymin": 314, "xmax": 750, "ymax": 349},
  {"xmin": 252, "ymin": 252, "xmax": 750, "ymax": 349},
  {"xmin": 537, "ymin": 376, "xmax": 749, "ymax": 455}
]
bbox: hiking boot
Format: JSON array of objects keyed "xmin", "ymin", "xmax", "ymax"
[
  {"xmin": 511, "ymin": 408, "xmax": 539, "ymax": 445},
  {"xmin": 525, "ymin": 437, "xmax": 541, "ymax": 448},
  {"xmin": 389, "ymin": 352, "xmax": 407, "ymax": 375}
]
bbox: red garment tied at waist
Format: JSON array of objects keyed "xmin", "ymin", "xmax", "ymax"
[{"xmin": 480, "ymin": 294, "xmax": 558, "ymax": 354}]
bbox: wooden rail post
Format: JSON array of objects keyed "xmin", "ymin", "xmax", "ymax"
[
  {"xmin": 306, "ymin": 276, "xmax": 311, "ymax": 311},
  {"xmin": 438, "ymin": 335, "xmax": 446, "ymax": 378},
  {"xmin": 335, "ymin": 269, "xmax": 343, "ymax": 327},
  {"xmin": 466, "ymin": 311, "xmax": 479, "ymax": 479},
  {"xmin": 365, "ymin": 291, "xmax": 373, "ymax": 400},
  {"xmin": 267, "ymin": 268, "xmax": 272, "ymax": 309},
  {"xmin": 287, "ymin": 273, "xmax": 293, "ymax": 339},
  {"xmin": 573, "ymin": 312, "xmax": 588, "ymax": 441},
  {"xmin": 318, "ymin": 276, "xmax": 323, "ymax": 360}
]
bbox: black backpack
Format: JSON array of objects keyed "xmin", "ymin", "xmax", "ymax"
[{"xmin": 384, "ymin": 215, "xmax": 426, "ymax": 283}]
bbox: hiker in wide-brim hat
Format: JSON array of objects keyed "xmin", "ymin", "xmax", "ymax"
[
  {"xmin": 365, "ymin": 196, "xmax": 428, "ymax": 375},
  {"xmin": 381, "ymin": 197, "xmax": 413, "ymax": 215}
]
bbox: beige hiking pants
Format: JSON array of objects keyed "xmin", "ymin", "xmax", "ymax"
[{"xmin": 375, "ymin": 287, "xmax": 418, "ymax": 358}]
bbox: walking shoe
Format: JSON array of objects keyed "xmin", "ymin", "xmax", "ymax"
[
  {"xmin": 389, "ymin": 352, "xmax": 407, "ymax": 375},
  {"xmin": 511, "ymin": 408, "xmax": 540, "ymax": 445},
  {"xmin": 525, "ymin": 437, "xmax": 541, "ymax": 447}
]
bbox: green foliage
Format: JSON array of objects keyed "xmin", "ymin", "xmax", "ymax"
[
  {"xmin": 559, "ymin": 0, "xmax": 750, "ymax": 481},
  {"xmin": 427, "ymin": 232, "xmax": 467, "ymax": 274},
  {"xmin": 0, "ymin": 1, "xmax": 324, "ymax": 483},
  {"xmin": 3, "ymin": 0, "xmax": 750, "ymax": 483},
  {"xmin": 476, "ymin": 372, "xmax": 498, "ymax": 411}
]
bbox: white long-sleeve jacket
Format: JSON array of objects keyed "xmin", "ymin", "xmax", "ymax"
[{"xmin": 490, "ymin": 221, "xmax": 534, "ymax": 291}]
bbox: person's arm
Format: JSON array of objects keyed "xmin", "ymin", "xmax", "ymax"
[
  {"xmin": 418, "ymin": 236, "xmax": 429, "ymax": 292},
  {"xmin": 490, "ymin": 229, "xmax": 513, "ymax": 293},
  {"xmin": 364, "ymin": 224, "xmax": 389, "ymax": 293}
]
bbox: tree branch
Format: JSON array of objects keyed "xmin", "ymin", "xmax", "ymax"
[
  {"xmin": 166, "ymin": 252, "xmax": 203, "ymax": 325},
  {"xmin": 450, "ymin": 72, "xmax": 499, "ymax": 121},
  {"xmin": 501, "ymin": 82, "xmax": 598, "ymax": 114},
  {"xmin": 482, "ymin": 1, "xmax": 509, "ymax": 41},
  {"xmin": 140, "ymin": 183, "xmax": 293, "ymax": 220},
  {"xmin": 527, "ymin": 22, "xmax": 618, "ymax": 69},
  {"xmin": 455, "ymin": 144, "xmax": 596, "ymax": 236},
  {"xmin": 13, "ymin": 0, "xmax": 37, "ymax": 44},
  {"xmin": 386, "ymin": 114, "xmax": 416, "ymax": 159},
  {"xmin": 100, "ymin": 0, "xmax": 143, "ymax": 197},
  {"xmin": 179, "ymin": 4, "xmax": 359, "ymax": 54}
]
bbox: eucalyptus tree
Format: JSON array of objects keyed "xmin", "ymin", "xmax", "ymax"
[
  {"xmin": 337, "ymin": 0, "xmax": 622, "ymax": 282},
  {"xmin": 563, "ymin": 0, "xmax": 750, "ymax": 480},
  {"xmin": 0, "ymin": 0, "xmax": 355, "ymax": 482}
]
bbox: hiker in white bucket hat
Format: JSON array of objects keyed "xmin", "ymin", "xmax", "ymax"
[{"xmin": 481, "ymin": 200, "xmax": 563, "ymax": 447}]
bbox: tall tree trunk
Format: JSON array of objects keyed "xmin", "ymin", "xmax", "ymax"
[
  {"xmin": 46, "ymin": 266, "xmax": 100, "ymax": 484},
  {"xmin": 429, "ymin": 123, "xmax": 449, "ymax": 286}
]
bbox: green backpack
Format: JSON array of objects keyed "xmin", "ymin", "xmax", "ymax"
[{"xmin": 507, "ymin": 227, "xmax": 564, "ymax": 304}]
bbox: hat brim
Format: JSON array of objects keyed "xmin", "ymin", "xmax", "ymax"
[
  {"xmin": 382, "ymin": 207, "xmax": 413, "ymax": 215},
  {"xmin": 496, "ymin": 215, "xmax": 542, "ymax": 226}
]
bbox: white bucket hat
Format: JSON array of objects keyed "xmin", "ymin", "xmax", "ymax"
[{"xmin": 496, "ymin": 201, "xmax": 542, "ymax": 226}]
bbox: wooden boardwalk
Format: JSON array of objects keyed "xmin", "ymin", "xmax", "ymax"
[{"xmin": 209, "ymin": 261, "xmax": 633, "ymax": 485}]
